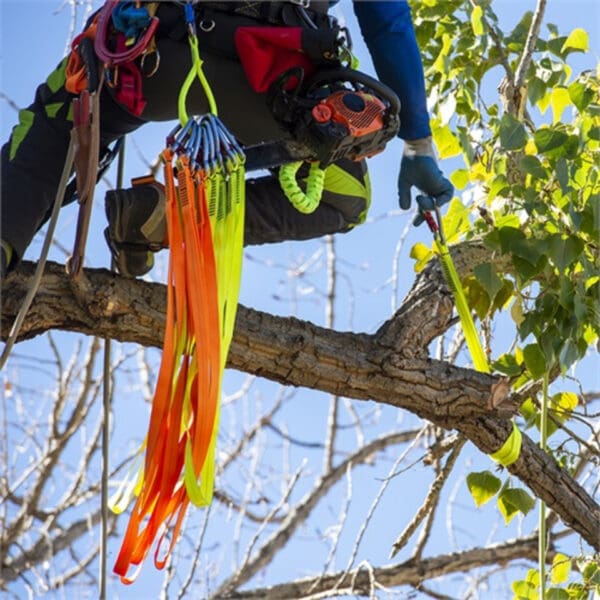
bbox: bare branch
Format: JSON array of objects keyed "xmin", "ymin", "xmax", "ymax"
[
  {"xmin": 390, "ymin": 438, "xmax": 466, "ymax": 558},
  {"xmin": 222, "ymin": 535, "xmax": 547, "ymax": 599},
  {"xmin": 514, "ymin": 0, "xmax": 547, "ymax": 90},
  {"xmin": 211, "ymin": 431, "xmax": 420, "ymax": 597}
]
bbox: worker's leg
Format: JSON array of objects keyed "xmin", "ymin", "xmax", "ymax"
[
  {"xmin": 0, "ymin": 57, "xmax": 146, "ymax": 272},
  {"xmin": 104, "ymin": 157, "xmax": 371, "ymax": 276},
  {"xmin": 244, "ymin": 159, "xmax": 371, "ymax": 245}
]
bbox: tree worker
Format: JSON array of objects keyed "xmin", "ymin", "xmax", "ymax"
[{"xmin": 0, "ymin": 1, "xmax": 453, "ymax": 279}]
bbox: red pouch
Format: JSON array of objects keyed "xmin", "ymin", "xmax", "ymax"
[{"xmin": 234, "ymin": 27, "xmax": 315, "ymax": 93}]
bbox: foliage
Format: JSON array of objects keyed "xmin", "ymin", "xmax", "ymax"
[{"xmin": 410, "ymin": 0, "xmax": 599, "ymax": 592}]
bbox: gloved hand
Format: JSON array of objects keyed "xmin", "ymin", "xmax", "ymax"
[{"xmin": 398, "ymin": 137, "xmax": 454, "ymax": 226}]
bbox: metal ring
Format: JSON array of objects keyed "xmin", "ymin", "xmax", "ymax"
[
  {"xmin": 140, "ymin": 49, "xmax": 160, "ymax": 78},
  {"xmin": 199, "ymin": 19, "xmax": 215, "ymax": 32}
]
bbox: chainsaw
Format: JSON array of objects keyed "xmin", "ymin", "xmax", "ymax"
[{"xmin": 245, "ymin": 67, "xmax": 400, "ymax": 171}]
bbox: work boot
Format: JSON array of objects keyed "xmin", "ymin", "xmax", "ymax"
[{"xmin": 104, "ymin": 181, "xmax": 167, "ymax": 277}]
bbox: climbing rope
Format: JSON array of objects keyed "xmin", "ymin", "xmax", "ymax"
[
  {"xmin": 0, "ymin": 134, "xmax": 76, "ymax": 371},
  {"xmin": 418, "ymin": 199, "xmax": 522, "ymax": 467},
  {"xmin": 99, "ymin": 138, "xmax": 125, "ymax": 600}
]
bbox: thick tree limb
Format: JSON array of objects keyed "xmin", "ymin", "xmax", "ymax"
[
  {"xmin": 221, "ymin": 535, "xmax": 547, "ymax": 599},
  {"xmin": 2, "ymin": 259, "xmax": 599, "ymax": 550}
]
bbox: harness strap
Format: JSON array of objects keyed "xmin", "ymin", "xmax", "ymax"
[
  {"xmin": 67, "ymin": 70, "xmax": 105, "ymax": 277},
  {"xmin": 205, "ymin": 0, "xmax": 331, "ymax": 26}
]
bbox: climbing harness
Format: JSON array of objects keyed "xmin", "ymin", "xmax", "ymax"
[
  {"xmin": 417, "ymin": 198, "xmax": 522, "ymax": 467},
  {"xmin": 110, "ymin": 4, "xmax": 246, "ymax": 581}
]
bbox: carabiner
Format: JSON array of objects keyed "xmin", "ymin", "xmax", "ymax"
[{"xmin": 140, "ymin": 47, "xmax": 160, "ymax": 78}]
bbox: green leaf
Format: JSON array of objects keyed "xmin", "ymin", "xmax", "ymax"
[
  {"xmin": 488, "ymin": 175, "xmax": 510, "ymax": 201},
  {"xmin": 474, "ymin": 263, "xmax": 504, "ymax": 302},
  {"xmin": 511, "ymin": 579, "xmax": 537, "ymax": 600},
  {"xmin": 520, "ymin": 398, "xmax": 537, "ymax": 428},
  {"xmin": 441, "ymin": 198, "xmax": 470, "ymax": 243},
  {"xmin": 462, "ymin": 276, "xmax": 491, "ymax": 320},
  {"xmin": 491, "ymin": 279, "xmax": 514, "ymax": 314},
  {"xmin": 410, "ymin": 242, "xmax": 435, "ymax": 273},
  {"xmin": 561, "ymin": 28, "xmax": 589, "ymax": 53},
  {"xmin": 556, "ymin": 158, "xmax": 570, "ymax": 193},
  {"xmin": 548, "ymin": 234, "xmax": 584, "ymax": 272},
  {"xmin": 546, "ymin": 589, "xmax": 569, "ymax": 600},
  {"xmin": 537, "ymin": 90, "xmax": 552, "ymax": 115},
  {"xmin": 588, "ymin": 126, "xmax": 600, "ymax": 141},
  {"xmin": 497, "ymin": 227, "xmax": 544, "ymax": 264},
  {"xmin": 581, "ymin": 559, "xmax": 600, "ymax": 584},
  {"xmin": 471, "ymin": 4, "xmax": 484, "ymax": 36},
  {"xmin": 450, "ymin": 168, "xmax": 470, "ymax": 190},
  {"xmin": 551, "ymin": 553, "xmax": 572, "ymax": 585},
  {"xmin": 497, "ymin": 487, "xmax": 536, "ymax": 524},
  {"xmin": 569, "ymin": 80, "xmax": 595, "ymax": 111},
  {"xmin": 467, "ymin": 471, "xmax": 502, "ymax": 507},
  {"xmin": 525, "ymin": 568, "xmax": 540, "ymax": 587},
  {"xmin": 522, "ymin": 343, "xmax": 547, "ymax": 379},
  {"xmin": 528, "ymin": 77, "xmax": 547, "ymax": 106},
  {"xmin": 534, "ymin": 128, "xmax": 569, "ymax": 155},
  {"xmin": 432, "ymin": 119, "xmax": 462, "ymax": 159},
  {"xmin": 511, "ymin": 297, "xmax": 526, "ymax": 326},
  {"xmin": 438, "ymin": 93, "xmax": 457, "ymax": 126},
  {"xmin": 546, "ymin": 35, "xmax": 569, "ymax": 58},
  {"xmin": 499, "ymin": 113, "xmax": 527, "ymax": 150},
  {"xmin": 551, "ymin": 392, "xmax": 578, "ymax": 418},
  {"xmin": 519, "ymin": 155, "xmax": 547, "ymax": 179},
  {"xmin": 558, "ymin": 339, "xmax": 580, "ymax": 371},
  {"xmin": 550, "ymin": 87, "xmax": 572, "ymax": 124},
  {"xmin": 493, "ymin": 353, "xmax": 522, "ymax": 377},
  {"xmin": 565, "ymin": 582, "xmax": 586, "ymax": 598}
]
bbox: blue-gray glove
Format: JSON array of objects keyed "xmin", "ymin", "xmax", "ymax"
[{"xmin": 398, "ymin": 137, "xmax": 454, "ymax": 226}]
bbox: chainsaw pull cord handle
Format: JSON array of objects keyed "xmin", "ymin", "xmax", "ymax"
[
  {"xmin": 279, "ymin": 161, "xmax": 326, "ymax": 214},
  {"xmin": 178, "ymin": 2, "xmax": 217, "ymax": 125}
]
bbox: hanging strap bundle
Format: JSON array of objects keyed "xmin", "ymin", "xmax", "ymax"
[{"xmin": 111, "ymin": 4, "xmax": 246, "ymax": 582}]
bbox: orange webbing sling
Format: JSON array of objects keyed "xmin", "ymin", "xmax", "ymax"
[{"xmin": 111, "ymin": 5, "xmax": 246, "ymax": 581}]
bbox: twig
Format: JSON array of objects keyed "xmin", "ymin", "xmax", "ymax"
[
  {"xmin": 390, "ymin": 438, "xmax": 466, "ymax": 558},
  {"xmin": 211, "ymin": 430, "xmax": 420, "ymax": 598},
  {"xmin": 514, "ymin": 0, "xmax": 547, "ymax": 90}
]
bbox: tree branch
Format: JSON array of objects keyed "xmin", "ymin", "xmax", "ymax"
[
  {"xmin": 2, "ymin": 259, "xmax": 599, "ymax": 550},
  {"xmin": 514, "ymin": 0, "xmax": 547, "ymax": 90},
  {"xmin": 222, "ymin": 535, "xmax": 547, "ymax": 599}
]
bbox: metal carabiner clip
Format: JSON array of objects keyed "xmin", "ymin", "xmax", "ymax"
[{"xmin": 140, "ymin": 47, "xmax": 160, "ymax": 78}]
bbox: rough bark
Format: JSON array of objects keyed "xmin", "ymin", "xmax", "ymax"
[
  {"xmin": 2, "ymin": 258, "xmax": 599, "ymax": 550},
  {"xmin": 223, "ymin": 535, "xmax": 547, "ymax": 598}
]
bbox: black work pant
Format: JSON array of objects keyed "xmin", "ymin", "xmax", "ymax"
[{"xmin": 1, "ymin": 3, "xmax": 371, "ymax": 266}]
